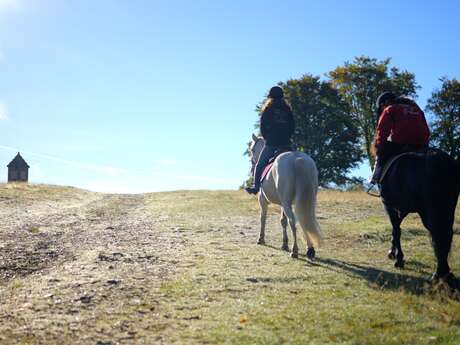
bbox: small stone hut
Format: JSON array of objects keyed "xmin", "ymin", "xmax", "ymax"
[{"xmin": 7, "ymin": 152, "xmax": 29, "ymax": 182}]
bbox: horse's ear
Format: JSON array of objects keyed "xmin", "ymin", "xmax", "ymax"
[{"xmin": 252, "ymin": 133, "xmax": 258, "ymax": 141}]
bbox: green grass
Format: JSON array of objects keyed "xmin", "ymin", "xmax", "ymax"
[
  {"xmin": 144, "ymin": 190, "xmax": 460, "ymax": 344},
  {"xmin": 2, "ymin": 185, "xmax": 459, "ymax": 344}
]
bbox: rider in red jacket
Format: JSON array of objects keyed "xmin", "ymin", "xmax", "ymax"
[{"xmin": 370, "ymin": 92, "xmax": 430, "ymax": 184}]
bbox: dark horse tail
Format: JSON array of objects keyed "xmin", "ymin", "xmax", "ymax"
[
  {"xmin": 432, "ymin": 149, "xmax": 460, "ymax": 192},
  {"xmin": 455, "ymin": 157, "xmax": 460, "ymax": 193},
  {"xmin": 423, "ymin": 149, "xmax": 460, "ymax": 199},
  {"xmin": 425, "ymin": 149, "xmax": 460, "ymax": 278}
]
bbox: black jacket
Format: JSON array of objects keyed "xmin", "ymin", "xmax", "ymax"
[{"xmin": 260, "ymin": 103, "xmax": 295, "ymax": 146}]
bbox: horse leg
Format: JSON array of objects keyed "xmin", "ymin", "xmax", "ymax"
[
  {"xmin": 302, "ymin": 215, "xmax": 315, "ymax": 259},
  {"xmin": 293, "ymin": 183, "xmax": 319, "ymax": 260},
  {"xmin": 306, "ymin": 243, "xmax": 316, "ymax": 260},
  {"xmin": 280, "ymin": 210, "xmax": 289, "ymax": 251},
  {"xmin": 420, "ymin": 208, "xmax": 454, "ymax": 280},
  {"xmin": 282, "ymin": 204, "xmax": 298, "ymax": 258},
  {"xmin": 384, "ymin": 206, "xmax": 406, "ymax": 268},
  {"xmin": 431, "ymin": 227, "xmax": 453, "ymax": 280},
  {"xmin": 257, "ymin": 195, "xmax": 268, "ymax": 245}
]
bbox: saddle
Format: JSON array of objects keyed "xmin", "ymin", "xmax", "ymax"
[
  {"xmin": 260, "ymin": 146, "xmax": 293, "ymax": 183},
  {"xmin": 378, "ymin": 148, "xmax": 429, "ymax": 184}
]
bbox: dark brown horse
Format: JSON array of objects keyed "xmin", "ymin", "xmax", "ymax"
[{"xmin": 380, "ymin": 148, "xmax": 459, "ymax": 281}]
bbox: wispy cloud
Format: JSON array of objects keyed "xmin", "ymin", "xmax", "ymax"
[
  {"xmin": 0, "ymin": 0, "xmax": 22, "ymax": 11},
  {"xmin": 0, "ymin": 144, "xmax": 125, "ymax": 176},
  {"xmin": 0, "ymin": 144, "xmax": 237, "ymax": 192},
  {"xmin": 0, "ymin": 144, "xmax": 177, "ymax": 178},
  {"xmin": 0, "ymin": 101, "xmax": 8, "ymax": 120}
]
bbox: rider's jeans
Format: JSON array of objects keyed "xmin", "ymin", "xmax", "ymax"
[{"xmin": 253, "ymin": 145, "xmax": 278, "ymax": 189}]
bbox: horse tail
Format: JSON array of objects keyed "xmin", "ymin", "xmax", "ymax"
[
  {"xmin": 455, "ymin": 158, "xmax": 460, "ymax": 194},
  {"xmin": 293, "ymin": 156, "xmax": 322, "ymax": 248}
]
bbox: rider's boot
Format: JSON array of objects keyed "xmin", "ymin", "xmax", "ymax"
[
  {"xmin": 366, "ymin": 159, "xmax": 383, "ymax": 195},
  {"xmin": 245, "ymin": 164, "xmax": 264, "ymax": 195},
  {"xmin": 245, "ymin": 179, "xmax": 261, "ymax": 195},
  {"xmin": 369, "ymin": 158, "xmax": 383, "ymax": 185},
  {"xmin": 245, "ymin": 185, "xmax": 259, "ymax": 195}
]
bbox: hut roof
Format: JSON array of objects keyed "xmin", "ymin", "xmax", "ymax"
[{"xmin": 7, "ymin": 153, "xmax": 30, "ymax": 169}]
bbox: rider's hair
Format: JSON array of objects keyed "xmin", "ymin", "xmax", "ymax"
[
  {"xmin": 370, "ymin": 142, "xmax": 377, "ymax": 158},
  {"xmin": 260, "ymin": 96, "xmax": 292, "ymax": 114}
]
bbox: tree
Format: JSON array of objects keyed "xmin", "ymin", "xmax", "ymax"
[
  {"xmin": 247, "ymin": 75, "xmax": 363, "ymax": 187},
  {"xmin": 329, "ymin": 56, "xmax": 419, "ymax": 166},
  {"xmin": 426, "ymin": 77, "xmax": 460, "ymax": 160}
]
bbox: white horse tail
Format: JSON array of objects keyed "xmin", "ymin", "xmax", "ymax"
[{"xmin": 294, "ymin": 156, "xmax": 322, "ymax": 248}]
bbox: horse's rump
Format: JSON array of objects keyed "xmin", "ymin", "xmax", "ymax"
[{"xmin": 383, "ymin": 148, "xmax": 460, "ymax": 210}]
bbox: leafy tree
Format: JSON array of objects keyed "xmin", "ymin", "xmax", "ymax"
[
  {"xmin": 329, "ymin": 56, "xmax": 419, "ymax": 166},
  {"xmin": 246, "ymin": 75, "xmax": 363, "ymax": 187},
  {"xmin": 426, "ymin": 77, "xmax": 460, "ymax": 160}
]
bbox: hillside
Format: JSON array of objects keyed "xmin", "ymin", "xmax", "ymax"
[{"xmin": 0, "ymin": 183, "xmax": 459, "ymax": 344}]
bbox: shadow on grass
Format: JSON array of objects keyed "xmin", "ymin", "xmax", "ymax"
[
  {"xmin": 311, "ymin": 257, "xmax": 427, "ymax": 294},
  {"xmin": 257, "ymin": 243, "xmax": 460, "ymax": 299},
  {"xmin": 264, "ymin": 244, "xmax": 290, "ymax": 253},
  {"xmin": 311, "ymin": 257, "xmax": 460, "ymax": 298}
]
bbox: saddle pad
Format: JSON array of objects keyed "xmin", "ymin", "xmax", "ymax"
[
  {"xmin": 379, "ymin": 152, "xmax": 420, "ymax": 183},
  {"xmin": 261, "ymin": 163, "xmax": 274, "ymax": 183}
]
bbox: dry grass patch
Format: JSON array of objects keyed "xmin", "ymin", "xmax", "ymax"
[{"xmin": 1, "ymin": 186, "xmax": 460, "ymax": 344}]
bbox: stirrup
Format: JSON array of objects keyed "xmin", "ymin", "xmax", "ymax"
[
  {"xmin": 245, "ymin": 186, "xmax": 259, "ymax": 195},
  {"xmin": 366, "ymin": 183, "xmax": 380, "ymax": 197}
]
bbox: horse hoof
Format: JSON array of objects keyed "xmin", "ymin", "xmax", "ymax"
[
  {"xmin": 394, "ymin": 260, "xmax": 405, "ymax": 269},
  {"xmin": 431, "ymin": 272, "xmax": 455, "ymax": 284},
  {"xmin": 306, "ymin": 248, "xmax": 316, "ymax": 260},
  {"xmin": 257, "ymin": 239, "xmax": 265, "ymax": 245},
  {"xmin": 388, "ymin": 250, "xmax": 396, "ymax": 260},
  {"xmin": 291, "ymin": 252, "xmax": 299, "ymax": 259},
  {"xmin": 281, "ymin": 245, "xmax": 289, "ymax": 252}
]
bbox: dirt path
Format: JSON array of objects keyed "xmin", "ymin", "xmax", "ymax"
[
  {"xmin": 2, "ymin": 187, "xmax": 460, "ymax": 345},
  {"xmin": 0, "ymin": 191, "xmax": 185, "ymax": 345}
]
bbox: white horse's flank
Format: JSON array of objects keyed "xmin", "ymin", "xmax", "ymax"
[{"xmin": 249, "ymin": 134, "xmax": 322, "ymax": 258}]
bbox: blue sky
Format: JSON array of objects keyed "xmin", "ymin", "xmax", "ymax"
[{"xmin": 0, "ymin": 0, "xmax": 459, "ymax": 193}]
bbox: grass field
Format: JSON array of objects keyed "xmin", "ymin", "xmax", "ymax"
[{"xmin": 1, "ymin": 184, "xmax": 459, "ymax": 344}]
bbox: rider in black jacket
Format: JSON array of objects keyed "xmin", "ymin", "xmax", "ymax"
[{"xmin": 245, "ymin": 86, "xmax": 295, "ymax": 195}]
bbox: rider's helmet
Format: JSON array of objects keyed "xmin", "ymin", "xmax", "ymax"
[
  {"xmin": 376, "ymin": 91, "xmax": 396, "ymax": 112},
  {"xmin": 268, "ymin": 86, "xmax": 284, "ymax": 99}
]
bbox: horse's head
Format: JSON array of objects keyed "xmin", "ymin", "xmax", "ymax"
[{"xmin": 248, "ymin": 133, "xmax": 265, "ymax": 173}]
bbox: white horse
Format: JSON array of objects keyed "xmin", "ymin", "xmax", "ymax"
[{"xmin": 248, "ymin": 134, "xmax": 322, "ymax": 258}]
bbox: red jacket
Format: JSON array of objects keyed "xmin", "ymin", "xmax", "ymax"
[{"xmin": 374, "ymin": 103, "xmax": 430, "ymax": 152}]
